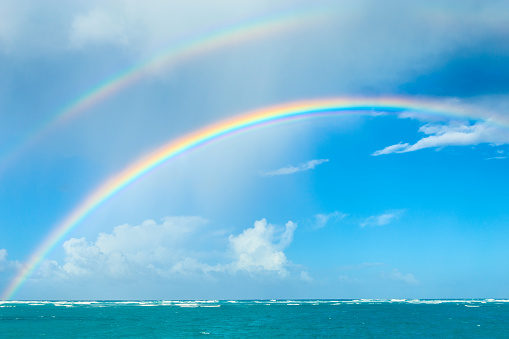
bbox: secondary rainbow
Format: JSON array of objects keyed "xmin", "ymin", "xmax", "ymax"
[
  {"xmin": 1, "ymin": 96, "xmax": 501, "ymax": 300},
  {"xmin": 0, "ymin": 8, "xmax": 322, "ymax": 171}
]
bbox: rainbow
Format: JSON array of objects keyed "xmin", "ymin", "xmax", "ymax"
[
  {"xmin": 0, "ymin": 8, "xmax": 323, "ymax": 171},
  {"xmin": 1, "ymin": 96, "xmax": 500, "ymax": 300}
]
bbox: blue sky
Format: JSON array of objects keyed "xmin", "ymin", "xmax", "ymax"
[{"xmin": 0, "ymin": 0, "xmax": 508, "ymax": 300}]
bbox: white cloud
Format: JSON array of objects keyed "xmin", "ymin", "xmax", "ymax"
[
  {"xmin": 69, "ymin": 8, "xmax": 128, "ymax": 48},
  {"xmin": 36, "ymin": 216, "xmax": 298, "ymax": 284},
  {"xmin": 360, "ymin": 210, "xmax": 405, "ymax": 228},
  {"xmin": 228, "ymin": 219, "xmax": 296, "ymax": 276},
  {"xmin": 262, "ymin": 159, "xmax": 329, "ymax": 176},
  {"xmin": 373, "ymin": 122, "xmax": 509, "ymax": 155},
  {"xmin": 313, "ymin": 211, "xmax": 347, "ymax": 229},
  {"xmin": 372, "ymin": 142, "xmax": 410, "ymax": 156},
  {"xmin": 61, "ymin": 216, "xmax": 213, "ymax": 279}
]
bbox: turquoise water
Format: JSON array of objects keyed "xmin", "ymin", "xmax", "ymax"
[{"xmin": 1, "ymin": 299, "xmax": 508, "ymax": 337}]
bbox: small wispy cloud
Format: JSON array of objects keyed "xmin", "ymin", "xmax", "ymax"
[
  {"xmin": 262, "ymin": 159, "xmax": 329, "ymax": 176},
  {"xmin": 484, "ymin": 148, "xmax": 506, "ymax": 160},
  {"xmin": 313, "ymin": 211, "xmax": 347, "ymax": 229},
  {"xmin": 360, "ymin": 210, "xmax": 405, "ymax": 228},
  {"xmin": 485, "ymin": 156, "xmax": 507, "ymax": 160}
]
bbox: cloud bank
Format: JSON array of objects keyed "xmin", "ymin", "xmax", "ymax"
[{"xmin": 26, "ymin": 216, "xmax": 299, "ymax": 287}]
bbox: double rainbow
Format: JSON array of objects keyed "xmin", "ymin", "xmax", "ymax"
[
  {"xmin": 0, "ymin": 8, "xmax": 322, "ymax": 171},
  {"xmin": 2, "ymin": 96, "xmax": 499, "ymax": 300}
]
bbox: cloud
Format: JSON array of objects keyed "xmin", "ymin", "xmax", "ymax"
[
  {"xmin": 35, "ymin": 216, "xmax": 298, "ymax": 284},
  {"xmin": 372, "ymin": 142, "xmax": 410, "ymax": 156},
  {"xmin": 360, "ymin": 210, "xmax": 405, "ymax": 228},
  {"xmin": 69, "ymin": 8, "xmax": 128, "ymax": 48},
  {"xmin": 228, "ymin": 219, "xmax": 296, "ymax": 276},
  {"xmin": 313, "ymin": 211, "xmax": 347, "ymax": 229},
  {"xmin": 262, "ymin": 159, "xmax": 329, "ymax": 176},
  {"xmin": 373, "ymin": 122, "xmax": 509, "ymax": 155},
  {"xmin": 300, "ymin": 270, "xmax": 313, "ymax": 282},
  {"xmin": 485, "ymin": 150, "xmax": 507, "ymax": 160},
  {"xmin": 384, "ymin": 268, "xmax": 419, "ymax": 285},
  {"xmin": 60, "ymin": 216, "xmax": 214, "ymax": 279},
  {"xmin": 0, "ymin": 249, "xmax": 21, "ymax": 274}
]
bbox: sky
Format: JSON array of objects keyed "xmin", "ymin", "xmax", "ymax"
[{"xmin": 0, "ymin": 0, "xmax": 508, "ymax": 300}]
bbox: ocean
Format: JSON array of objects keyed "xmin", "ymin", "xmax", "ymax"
[{"xmin": 1, "ymin": 299, "xmax": 508, "ymax": 337}]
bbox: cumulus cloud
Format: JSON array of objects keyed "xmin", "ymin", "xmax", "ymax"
[
  {"xmin": 36, "ymin": 216, "xmax": 298, "ymax": 284},
  {"xmin": 228, "ymin": 219, "xmax": 296, "ymax": 276},
  {"xmin": 373, "ymin": 122, "xmax": 509, "ymax": 155},
  {"xmin": 69, "ymin": 9, "xmax": 128, "ymax": 48},
  {"xmin": 313, "ymin": 211, "xmax": 347, "ymax": 229},
  {"xmin": 262, "ymin": 159, "xmax": 329, "ymax": 176},
  {"xmin": 61, "ymin": 216, "xmax": 214, "ymax": 279},
  {"xmin": 360, "ymin": 210, "xmax": 405, "ymax": 228}
]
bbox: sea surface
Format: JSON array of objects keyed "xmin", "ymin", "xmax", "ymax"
[{"xmin": 1, "ymin": 299, "xmax": 508, "ymax": 338}]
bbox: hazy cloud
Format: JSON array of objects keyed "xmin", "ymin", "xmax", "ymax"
[
  {"xmin": 0, "ymin": 249, "xmax": 21, "ymax": 274},
  {"xmin": 313, "ymin": 211, "xmax": 347, "ymax": 229},
  {"xmin": 385, "ymin": 268, "xmax": 419, "ymax": 285},
  {"xmin": 300, "ymin": 270, "xmax": 313, "ymax": 282},
  {"xmin": 360, "ymin": 210, "xmax": 405, "ymax": 228},
  {"xmin": 69, "ymin": 8, "xmax": 128, "ymax": 48},
  {"xmin": 262, "ymin": 159, "xmax": 329, "ymax": 176}
]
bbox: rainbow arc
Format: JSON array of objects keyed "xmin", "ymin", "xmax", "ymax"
[{"xmin": 1, "ymin": 96, "xmax": 499, "ymax": 300}]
